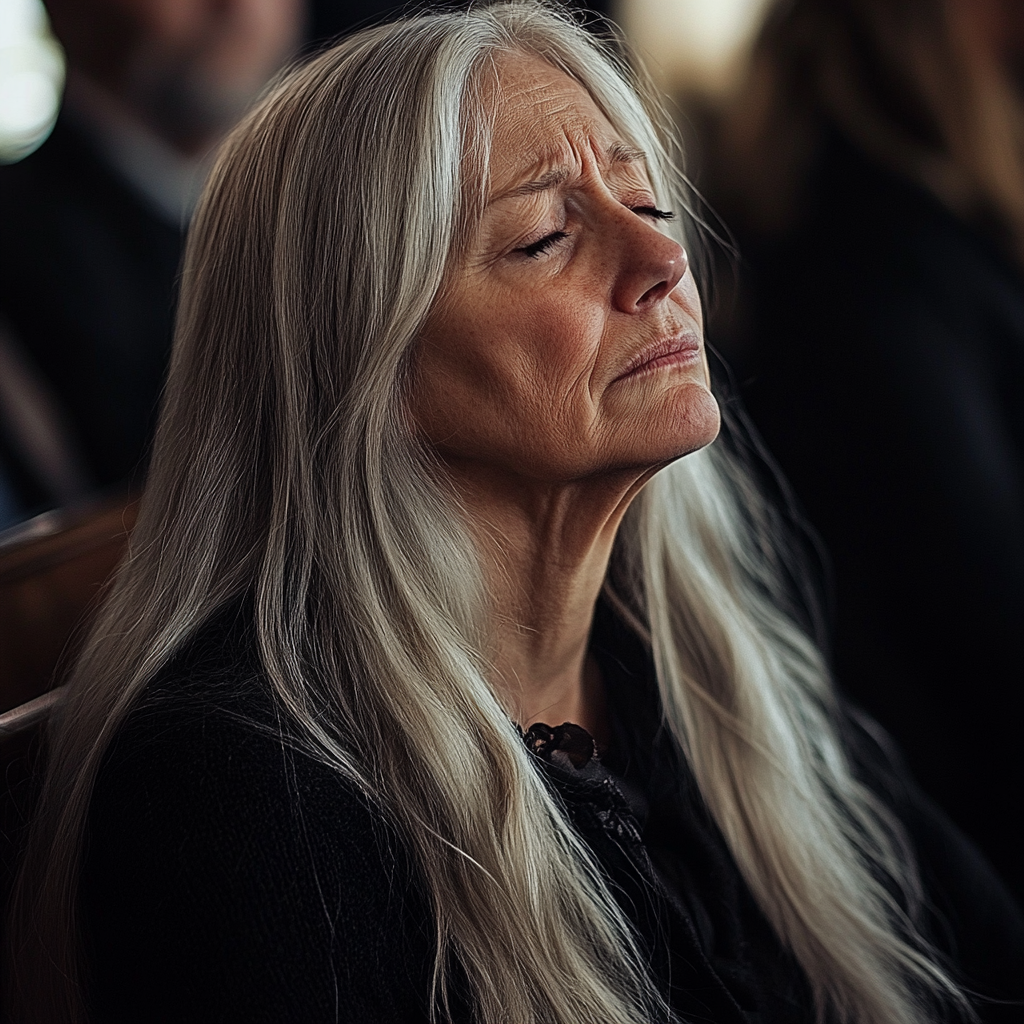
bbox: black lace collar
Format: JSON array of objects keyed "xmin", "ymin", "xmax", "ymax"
[{"xmin": 518, "ymin": 721, "xmax": 597, "ymax": 771}]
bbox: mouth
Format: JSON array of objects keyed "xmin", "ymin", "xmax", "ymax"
[{"xmin": 613, "ymin": 332, "xmax": 702, "ymax": 383}]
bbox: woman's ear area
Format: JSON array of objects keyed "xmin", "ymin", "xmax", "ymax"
[{"xmin": 403, "ymin": 287, "xmax": 452, "ymax": 445}]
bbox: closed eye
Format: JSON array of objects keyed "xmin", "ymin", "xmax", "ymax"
[
  {"xmin": 517, "ymin": 231, "xmax": 569, "ymax": 259},
  {"xmin": 632, "ymin": 206, "xmax": 675, "ymax": 221},
  {"xmin": 515, "ymin": 208, "xmax": 671, "ymax": 259}
]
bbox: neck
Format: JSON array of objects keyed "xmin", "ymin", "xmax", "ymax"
[{"xmin": 451, "ymin": 464, "xmax": 650, "ymax": 743}]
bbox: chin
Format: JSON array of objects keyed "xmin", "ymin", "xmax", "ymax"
[
  {"xmin": 592, "ymin": 395, "xmax": 720, "ymax": 481},
  {"xmin": 632, "ymin": 381, "xmax": 721, "ymax": 467}
]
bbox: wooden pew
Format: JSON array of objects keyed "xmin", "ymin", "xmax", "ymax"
[
  {"xmin": 0, "ymin": 495, "xmax": 137, "ymax": 939},
  {"xmin": 0, "ymin": 496, "xmax": 138, "ymax": 715}
]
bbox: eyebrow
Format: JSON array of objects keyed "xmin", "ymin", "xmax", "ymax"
[{"xmin": 488, "ymin": 142, "xmax": 647, "ymax": 204}]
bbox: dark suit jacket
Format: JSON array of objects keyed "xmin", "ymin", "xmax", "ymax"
[{"xmin": 0, "ymin": 114, "xmax": 183, "ymax": 497}]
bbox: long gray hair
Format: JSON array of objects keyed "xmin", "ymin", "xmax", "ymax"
[{"xmin": 9, "ymin": 4, "xmax": 965, "ymax": 1022}]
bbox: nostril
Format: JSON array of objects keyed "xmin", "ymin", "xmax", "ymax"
[
  {"xmin": 637, "ymin": 282, "xmax": 668, "ymax": 308},
  {"xmin": 637, "ymin": 258, "xmax": 684, "ymax": 308},
  {"xmin": 634, "ymin": 284, "xmax": 659, "ymax": 307}
]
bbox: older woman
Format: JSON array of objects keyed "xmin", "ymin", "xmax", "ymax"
[{"xmin": 7, "ymin": 4, "xmax": 1023, "ymax": 1023}]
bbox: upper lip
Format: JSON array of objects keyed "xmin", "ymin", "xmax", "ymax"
[{"xmin": 613, "ymin": 332, "xmax": 700, "ymax": 382}]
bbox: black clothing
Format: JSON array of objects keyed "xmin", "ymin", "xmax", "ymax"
[
  {"xmin": 720, "ymin": 130, "xmax": 1024, "ymax": 899},
  {"xmin": 0, "ymin": 115, "xmax": 183, "ymax": 500},
  {"xmin": 81, "ymin": 602, "xmax": 1024, "ymax": 1023}
]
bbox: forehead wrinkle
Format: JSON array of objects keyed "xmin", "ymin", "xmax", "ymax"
[
  {"xmin": 492, "ymin": 165, "xmax": 572, "ymax": 203},
  {"xmin": 482, "ymin": 53, "xmax": 651, "ymax": 207},
  {"xmin": 487, "ymin": 135, "xmax": 649, "ymax": 206}
]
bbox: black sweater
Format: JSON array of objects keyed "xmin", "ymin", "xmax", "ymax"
[{"xmin": 80, "ymin": 604, "xmax": 1024, "ymax": 1022}]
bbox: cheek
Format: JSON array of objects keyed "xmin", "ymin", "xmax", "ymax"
[
  {"xmin": 518, "ymin": 300, "xmax": 604, "ymax": 391},
  {"xmin": 409, "ymin": 335, "xmax": 486, "ymax": 447},
  {"xmin": 672, "ymin": 273, "xmax": 704, "ymax": 330},
  {"xmin": 411, "ymin": 292, "xmax": 606, "ymax": 472},
  {"xmin": 410, "ymin": 307, "xmax": 537, "ymax": 453},
  {"xmin": 443, "ymin": 290, "xmax": 600, "ymax": 403}
]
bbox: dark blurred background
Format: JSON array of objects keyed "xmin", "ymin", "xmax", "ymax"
[{"xmin": 0, "ymin": 0, "xmax": 1020, "ymax": 901}]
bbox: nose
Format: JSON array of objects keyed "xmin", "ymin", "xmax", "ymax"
[{"xmin": 610, "ymin": 215, "xmax": 687, "ymax": 314}]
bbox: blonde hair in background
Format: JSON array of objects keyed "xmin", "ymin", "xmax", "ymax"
[
  {"xmin": 8, "ymin": 4, "xmax": 968, "ymax": 1023},
  {"xmin": 720, "ymin": 0, "xmax": 1024, "ymax": 262}
]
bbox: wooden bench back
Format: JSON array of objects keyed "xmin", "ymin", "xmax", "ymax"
[{"xmin": 0, "ymin": 497, "xmax": 138, "ymax": 716}]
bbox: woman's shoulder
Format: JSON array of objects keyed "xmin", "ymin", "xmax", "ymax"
[
  {"xmin": 89, "ymin": 602, "xmax": 378, "ymax": 852},
  {"xmin": 81, "ymin": 605, "xmax": 439, "ymax": 1023}
]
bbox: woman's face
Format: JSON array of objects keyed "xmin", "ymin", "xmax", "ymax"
[{"xmin": 412, "ymin": 52, "xmax": 720, "ymax": 486}]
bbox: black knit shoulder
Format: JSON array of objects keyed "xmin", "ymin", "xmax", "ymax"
[{"xmin": 80, "ymin": 607, "xmax": 441, "ymax": 1024}]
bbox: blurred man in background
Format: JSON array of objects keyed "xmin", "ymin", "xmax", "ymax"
[{"xmin": 0, "ymin": 0, "xmax": 304, "ymax": 527}]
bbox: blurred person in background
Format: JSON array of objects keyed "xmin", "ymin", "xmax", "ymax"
[
  {"xmin": 707, "ymin": 0, "xmax": 1024, "ymax": 898},
  {"xmin": 0, "ymin": 0, "xmax": 305, "ymax": 529}
]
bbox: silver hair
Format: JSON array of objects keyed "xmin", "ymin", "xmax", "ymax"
[{"xmin": 8, "ymin": 4, "xmax": 966, "ymax": 1022}]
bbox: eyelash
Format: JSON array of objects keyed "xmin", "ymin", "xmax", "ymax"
[
  {"xmin": 520, "ymin": 231, "xmax": 569, "ymax": 258},
  {"xmin": 635, "ymin": 206, "xmax": 675, "ymax": 221},
  {"xmin": 517, "ymin": 206, "xmax": 675, "ymax": 259}
]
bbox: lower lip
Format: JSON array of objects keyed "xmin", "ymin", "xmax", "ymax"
[{"xmin": 617, "ymin": 344, "xmax": 701, "ymax": 382}]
